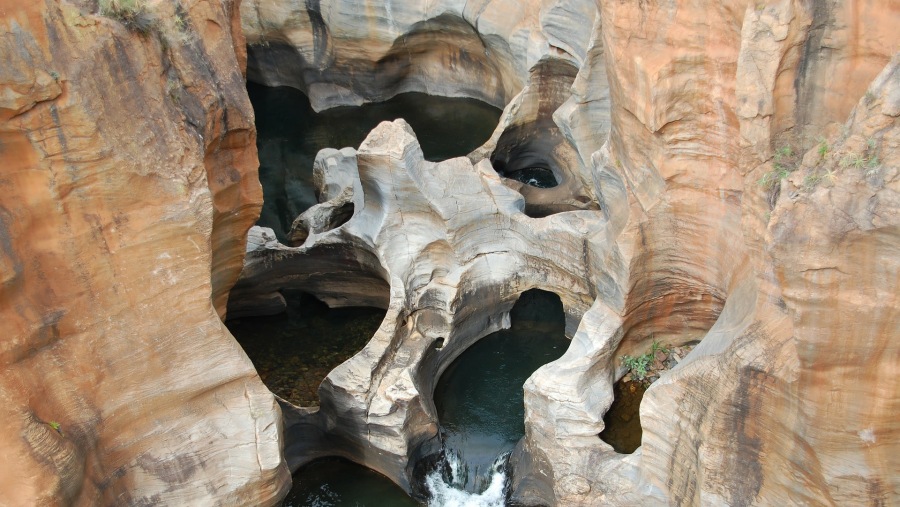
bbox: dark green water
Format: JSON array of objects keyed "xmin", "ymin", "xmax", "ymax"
[
  {"xmin": 432, "ymin": 290, "xmax": 569, "ymax": 493},
  {"xmin": 248, "ymin": 82, "xmax": 502, "ymax": 241},
  {"xmin": 225, "ymin": 291, "xmax": 385, "ymax": 407},
  {"xmin": 283, "ymin": 458, "xmax": 421, "ymax": 507}
]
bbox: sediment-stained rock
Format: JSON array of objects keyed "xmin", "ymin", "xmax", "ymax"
[
  {"xmin": 517, "ymin": 2, "xmax": 900, "ymax": 506},
  {"xmin": 476, "ymin": 57, "xmax": 602, "ymax": 217},
  {"xmin": 0, "ymin": 1, "xmax": 287, "ymax": 504}
]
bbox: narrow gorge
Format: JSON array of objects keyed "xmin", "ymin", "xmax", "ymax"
[{"xmin": 1, "ymin": 0, "xmax": 897, "ymax": 506}]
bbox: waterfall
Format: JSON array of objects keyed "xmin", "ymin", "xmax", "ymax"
[{"xmin": 425, "ymin": 450, "xmax": 510, "ymax": 507}]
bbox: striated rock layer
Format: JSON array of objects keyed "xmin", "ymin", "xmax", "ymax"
[
  {"xmin": 241, "ymin": 0, "xmax": 597, "ymax": 111},
  {"xmin": 235, "ymin": 0, "xmax": 899, "ymax": 506},
  {"xmin": 518, "ymin": 1, "xmax": 900, "ymax": 505},
  {"xmin": 0, "ymin": 1, "xmax": 288, "ymax": 505},
  {"xmin": 1, "ymin": 0, "xmax": 897, "ymax": 504}
]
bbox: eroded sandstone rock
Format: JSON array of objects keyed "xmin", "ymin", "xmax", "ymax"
[
  {"xmin": 0, "ymin": 1, "xmax": 287, "ymax": 504},
  {"xmin": 229, "ymin": 119, "xmax": 614, "ymax": 494},
  {"xmin": 241, "ymin": 0, "xmax": 597, "ymax": 111},
  {"xmin": 517, "ymin": 2, "xmax": 900, "ymax": 506},
  {"xmin": 3, "ymin": 0, "xmax": 897, "ymax": 504},
  {"xmin": 231, "ymin": 1, "xmax": 897, "ymax": 506}
]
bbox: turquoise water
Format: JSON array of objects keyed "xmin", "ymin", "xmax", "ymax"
[{"xmin": 248, "ymin": 83, "xmax": 502, "ymax": 241}]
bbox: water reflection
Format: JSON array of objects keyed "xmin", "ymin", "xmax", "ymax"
[{"xmin": 284, "ymin": 458, "xmax": 421, "ymax": 507}]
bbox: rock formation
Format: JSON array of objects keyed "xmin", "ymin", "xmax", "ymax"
[
  {"xmin": 1, "ymin": 0, "xmax": 897, "ymax": 505},
  {"xmin": 519, "ymin": 1, "xmax": 900, "ymax": 504},
  {"xmin": 0, "ymin": 1, "xmax": 288, "ymax": 504},
  {"xmin": 241, "ymin": 0, "xmax": 597, "ymax": 111},
  {"xmin": 235, "ymin": 0, "xmax": 899, "ymax": 506}
]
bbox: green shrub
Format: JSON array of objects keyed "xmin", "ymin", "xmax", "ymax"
[
  {"xmin": 759, "ymin": 144, "xmax": 797, "ymax": 191},
  {"xmin": 47, "ymin": 421, "xmax": 64, "ymax": 436},
  {"xmin": 841, "ymin": 153, "xmax": 866, "ymax": 170},
  {"xmin": 817, "ymin": 138, "xmax": 829, "ymax": 159}
]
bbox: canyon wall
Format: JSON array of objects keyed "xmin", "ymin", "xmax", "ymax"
[
  {"xmin": 1, "ymin": 0, "xmax": 896, "ymax": 505},
  {"xmin": 236, "ymin": 0, "xmax": 898, "ymax": 505},
  {"xmin": 519, "ymin": 0, "xmax": 899, "ymax": 505},
  {"xmin": 0, "ymin": 1, "xmax": 288, "ymax": 505},
  {"xmin": 241, "ymin": 0, "xmax": 597, "ymax": 111}
]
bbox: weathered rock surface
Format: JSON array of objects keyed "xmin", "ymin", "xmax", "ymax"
[
  {"xmin": 0, "ymin": 1, "xmax": 287, "ymax": 504},
  {"xmin": 241, "ymin": 0, "xmax": 597, "ymax": 111},
  {"xmin": 517, "ymin": 1, "xmax": 900, "ymax": 506},
  {"xmin": 2, "ymin": 0, "xmax": 898, "ymax": 504},
  {"xmin": 230, "ymin": 120, "xmax": 614, "ymax": 493},
  {"xmin": 233, "ymin": 1, "xmax": 898, "ymax": 506}
]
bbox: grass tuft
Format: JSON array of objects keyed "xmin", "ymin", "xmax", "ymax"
[{"xmin": 99, "ymin": 0, "xmax": 154, "ymax": 34}]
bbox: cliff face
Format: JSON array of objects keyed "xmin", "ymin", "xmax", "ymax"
[
  {"xmin": 520, "ymin": 0, "xmax": 899, "ymax": 505},
  {"xmin": 1, "ymin": 0, "xmax": 897, "ymax": 505},
  {"xmin": 0, "ymin": 1, "xmax": 287, "ymax": 504},
  {"xmin": 241, "ymin": 0, "xmax": 597, "ymax": 111},
  {"xmin": 236, "ymin": 0, "xmax": 898, "ymax": 505}
]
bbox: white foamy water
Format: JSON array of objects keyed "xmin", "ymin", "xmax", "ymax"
[{"xmin": 425, "ymin": 451, "xmax": 509, "ymax": 507}]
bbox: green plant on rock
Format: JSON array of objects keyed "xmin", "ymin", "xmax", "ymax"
[
  {"xmin": 47, "ymin": 421, "xmax": 63, "ymax": 436},
  {"xmin": 841, "ymin": 153, "xmax": 866, "ymax": 170},
  {"xmin": 99, "ymin": 0, "xmax": 154, "ymax": 34},
  {"xmin": 775, "ymin": 145, "xmax": 793, "ymax": 160},
  {"xmin": 773, "ymin": 145, "xmax": 795, "ymax": 172},
  {"xmin": 803, "ymin": 172, "xmax": 822, "ymax": 189},
  {"xmin": 759, "ymin": 144, "xmax": 797, "ymax": 191},
  {"xmin": 622, "ymin": 354, "xmax": 652, "ymax": 382},
  {"xmin": 622, "ymin": 340, "xmax": 668, "ymax": 383},
  {"xmin": 758, "ymin": 164, "xmax": 792, "ymax": 190},
  {"xmin": 817, "ymin": 138, "xmax": 829, "ymax": 159}
]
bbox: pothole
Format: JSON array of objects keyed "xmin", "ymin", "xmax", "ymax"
[
  {"xmin": 598, "ymin": 341, "xmax": 698, "ymax": 454},
  {"xmin": 429, "ymin": 289, "xmax": 568, "ymax": 497},
  {"xmin": 248, "ymin": 83, "xmax": 501, "ymax": 242},
  {"xmin": 283, "ymin": 457, "xmax": 418, "ymax": 507},
  {"xmin": 225, "ymin": 290, "xmax": 386, "ymax": 407},
  {"xmin": 501, "ymin": 166, "xmax": 558, "ymax": 188}
]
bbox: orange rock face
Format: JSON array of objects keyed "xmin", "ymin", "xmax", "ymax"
[
  {"xmin": 1, "ymin": 0, "xmax": 897, "ymax": 504},
  {"xmin": 523, "ymin": 0, "xmax": 899, "ymax": 505},
  {"xmin": 0, "ymin": 0, "xmax": 287, "ymax": 504}
]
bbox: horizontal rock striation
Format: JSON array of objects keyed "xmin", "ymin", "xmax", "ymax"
[
  {"xmin": 0, "ymin": 0, "xmax": 287, "ymax": 504},
  {"xmin": 241, "ymin": 0, "xmax": 597, "ymax": 111},
  {"xmin": 231, "ymin": 0, "xmax": 898, "ymax": 506},
  {"xmin": 516, "ymin": 1, "xmax": 900, "ymax": 505}
]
